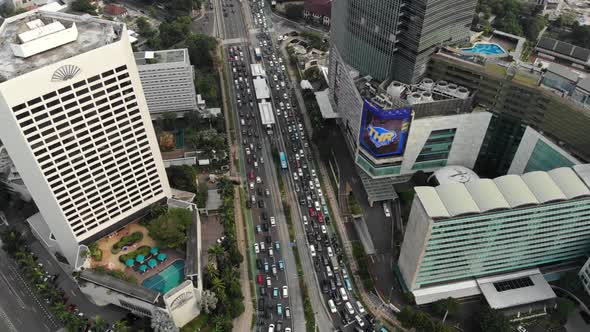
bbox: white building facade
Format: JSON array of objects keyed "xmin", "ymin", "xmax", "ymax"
[
  {"xmin": 0, "ymin": 10, "xmax": 171, "ymax": 265},
  {"xmin": 134, "ymin": 49, "xmax": 198, "ymax": 114}
]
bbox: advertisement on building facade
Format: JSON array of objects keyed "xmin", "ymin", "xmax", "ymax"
[{"xmin": 359, "ymin": 100, "xmax": 412, "ymax": 158}]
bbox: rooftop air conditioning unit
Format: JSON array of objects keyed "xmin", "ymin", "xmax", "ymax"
[
  {"xmin": 407, "ymin": 92, "xmax": 422, "ymax": 105},
  {"xmin": 387, "ymin": 81, "xmax": 405, "ymax": 98}
]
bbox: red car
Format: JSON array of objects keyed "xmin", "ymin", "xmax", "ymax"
[
  {"xmin": 317, "ymin": 212, "xmax": 324, "ymax": 223},
  {"xmin": 309, "ymin": 207, "xmax": 316, "ymax": 217},
  {"xmin": 249, "ymin": 170, "xmax": 255, "ymax": 180},
  {"xmin": 257, "ymin": 274, "xmax": 264, "ymax": 285}
]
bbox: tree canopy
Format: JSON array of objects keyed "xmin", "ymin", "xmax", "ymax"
[
  {"xmin": 146, "ymin": 208, "xmax": 192, "ymax": 248},
  {"xmin": 479, "ymin": 308, "xmax": 512, "ymax": 332},
  {"xmin": 70, "ymin": 0, "xmax": 97, "ymax": 15}
]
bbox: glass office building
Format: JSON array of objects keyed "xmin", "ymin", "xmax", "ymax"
[{"xmin": 399, "ymin": 164, "xmax": 590, "ymax": 291}]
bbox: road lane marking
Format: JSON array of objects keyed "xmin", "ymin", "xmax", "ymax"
[
  {"xmin": 1, "ymin": 274, "xmax": 26, "ymax": 309},
  {"xmin": 0, "ymin": 306, "xmax": 18, "ymax": 332}
]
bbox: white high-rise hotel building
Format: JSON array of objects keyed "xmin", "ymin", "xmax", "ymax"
[{"xmin": 0, "ymin": 10, "xmax": 171, "ymax": 265}]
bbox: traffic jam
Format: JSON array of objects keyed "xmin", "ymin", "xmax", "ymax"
[
  {"xmin": 226, "ymin": 2, "xmax": 296, "ymax": 329},
  {"xmin": 247, "ymin": 0, "xmax": 373, "ymax": 331}
]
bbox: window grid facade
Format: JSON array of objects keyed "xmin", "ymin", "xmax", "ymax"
[
  {"xmin": 11, "ymin": 65, "xmax": 163, "ymax": 238},
  {"xmin": 415, "ymin": 198, "xmax": 590, "ymax": 288}
]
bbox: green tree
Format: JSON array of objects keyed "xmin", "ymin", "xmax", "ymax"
[
  {"xmin": 432, "ymin": 297, "xmax": 459, "ymax": 318},
  {"xmin": 479, "ymin": 308, "xmax": 512, "ymax": 332},
  {"xmin": 112, "ymin": 320, "xmax": 130, "ymax": 332},
  {"xmin": 158, "ymin": 16, "xmax": 192, "ymax": 48},
  {"xmin": 93, "ymin": 316, "xmax": 109, "ymax": 332},
  {"xmin": 136, "ymin": 17, "xmax": 156, "ymax": 38},
  {"xmin": 524, "ymin": 15, "xmax": 547, "ymax": 41},
  {"xmin": 1, "ymin": 227, "xmax": 24, "ymax": 256},
  {"xmin": 284, "ymin": 4, "xmax": 303, "ymax": 20},
  {"xmin": 186, "ymin": 34, "xmax": 218, "ymax": 70},
  {"xmin": 146, "ymin": 208, "xmax": 192, "ymax": 248},
  {"xmin": 208, "ymin": 243, "xmax": 224, "ymax": 262},
  {"xmin": 166, "ymin": 165, "xmax": 197, "ymax": 193},
  {"xmin": 70, "ymin": 0, "xmax": 97, "ymax": 15}
]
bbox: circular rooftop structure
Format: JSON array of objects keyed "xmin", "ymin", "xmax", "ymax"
[{"xmin": 429, "ymin": 166, "xmax": 479, "ymax": 185}]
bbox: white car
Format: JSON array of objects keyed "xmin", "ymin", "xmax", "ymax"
[
  {"xmin": 345, "ymin": 302, "xmax": 355, "ymax": 315},
  {"xmin": 314, "ymin": 201, "xmax": 321, "ymax": 211},
  {"xmin": 260, "ymin": 241, "xmax": 265, "ymax": 251},
  {"xmin": 383, "ymin": 202, "xmax": 391, "ymax": 217},
  {"xmin": 268, "ymin": 247, "xmax": 273, "ymax": 257},
  {"xmin": 282, "ymin": 285, "xmax": 289, "ymax": 298},
  {"xmin": 321, "ymin": 225, "xmax": 327, "ymax": 234},
  {"xmin": 293, "ymin": 172, "xmax": 299, "ymax": 181},
  {"xmin": 256, "ymin": 176, "xmax": 262, "ymax": 184},
  {"xmin": 328, "ymin": 299, "xmax": 337, "ymax": 313},
  {"xmin": 298, "ymin": 168, "xmax": 303, "ymax": 177},
  {"xmin": 339, "ymin": 287, "xmax": 348, "ymax": 301},
  {"xmin": 302, "ymin": 215, "xmax": 308, "ymax": 225},
  {"xmin": 309, "ymin": 244, "xmax": 316, "ymax": 257},
  {"xmin": 326, "ymin": 265, "xmax": 333, "ymax": 277},
  {"xmin": 270, "ymin": 216, "xmax": 276, "ymax": 227},
  {"xmin": 327, "ymin": 247, "xmax": 334, "ymax": 257},
  {"xmin": 356, "ymin": 301, "xmax": 366, "ymax": 315},
  {"xmin": 295, "ymin": 153, "xmax": 300, "ymax": 161},
  {"xmin": 311, "ymin": 169, "xmax": 316, "ymax": 177},
  {"xmin": 266, "ymin": 276, "xmax": 272, "ymax": 287},
  {"xmin": 310, "ymin": 181, "xmax": 315, "ymax": 190},
  {"xmin": 254, "ymin": 243, "xmax": 260, "ymax": 253},
  {"xmin": 355, "ymin": 315, "xmax": 365, "ymax": 327},
  {"xmin": 249, "ymin": 182, "xmax": 254, "ymax": 190}
]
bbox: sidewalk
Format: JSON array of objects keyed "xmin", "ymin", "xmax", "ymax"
[{"xmin": 232, "ymin": 190, "xmax": 253, "ymax": 332}]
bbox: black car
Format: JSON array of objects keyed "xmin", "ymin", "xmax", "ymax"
[
  {"xmin": 260, "ymin": 286, "xmax": 266, "ymax": 296},
  {"xmin": 321, "ymin": 280, "xmax": 329, "ymax": 293},
  {"xmin": 258, "ymin": 200, "xmax": 265, "ymax": 208},
  {"xmin": 262, "ymin": 211, "xmax": 268, "ymax": 220},
  {"xmin": 258, "ymin": 298, "xmax": 265, "ymax": 311},
  {"xmin": 262, "ymin": 222, "xmax": 269, "ymax": 232},
  {"xmin": 265, "ymin": 235, "xmax": 272, "ymax": 244},
  {"xmin": 257, "ymin": 187, "xmax": 263, "ymax": 196},
  {"xmin": 256, "ymin": 259, "xmax": 263, "ymax": 269},
  {"xmin": 246, "ymin": 201, "xmax": 251, "ymax": 209}
]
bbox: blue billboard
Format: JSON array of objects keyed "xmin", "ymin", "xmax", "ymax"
[{"xmin": 359, "ymin": 100, "xmax": 411, "ymax": 158}]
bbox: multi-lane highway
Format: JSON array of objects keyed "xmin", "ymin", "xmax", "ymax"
[
  {"xmin": 217, "ymin": 1, "xmax": 304, "ymax": 331},
  {"xmin": 217, "ymin": 0, "xmax": 375, "ymax": 331},
  {"xmin": 245, "ymin": 1, "xmax": 374, "ymax": 331}
]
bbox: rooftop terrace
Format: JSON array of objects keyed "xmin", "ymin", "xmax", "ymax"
[
  {"xmin": 134, "ymin": 49, "xmax": 188, "ymax": 66},
  {"xmin": 0, "ymin": 10, "xmax": 123, "ymax": 82}
]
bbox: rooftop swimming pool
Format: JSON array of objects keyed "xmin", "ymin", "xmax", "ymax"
[
  {"xmin": 142, "ymin": 259, "xmax": 185, "ymax": 294},
  {"xmin": 461, "ymin": 42, "xmax": 507, "ymax": 56}
]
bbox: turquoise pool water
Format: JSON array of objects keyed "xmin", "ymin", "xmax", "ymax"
[
  {"xmin": 461, "ymin": 42, "xmax": 506, "ymax": 56},
  {"xmin": 142, "ymin": 259, "xmax": 185, "ymax": 293}
]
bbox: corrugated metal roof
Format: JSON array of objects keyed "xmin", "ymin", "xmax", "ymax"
[
  {"xmin": 521, "ymin": 171, "xmax": 567, "ymax": 203},
  {"xmin": 415, "ymin": 166, "xmax": 590, "ymax": 220},
  {"xmin": 436, "ymin": 183, "xmax": 480, "ymax": 216},
  {"xmin": 493, "ymin": 175, "xmax": 539, "ymax": 208},
  {"xmin": 548, "ymin": 167, "xmax": 590, "ymax": 199},
  {"xmin": 414, "ymin": 187, "xmax": 450, "ymax": 218},
  {"xmin": 465, "ymin": 179, "xmax": 510, "ymax": 212}
]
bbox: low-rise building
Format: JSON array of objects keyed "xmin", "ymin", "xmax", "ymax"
[
  {"xmin": 303, "ymin": 0, "xmax": 331, "ymax": 26},
  {"xmin": 134, "ymin": 49, "xmax": 198, "ymax": 114}
]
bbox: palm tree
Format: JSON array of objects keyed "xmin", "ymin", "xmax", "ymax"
[
  {"xmin": 211, "ymin": 276, "xmax": 226, "ymax": 296},
  {"xmin": 93, "ymin": 316, "xmax": 109, "ymax": 332},
  {"xmin": 112, "ymin": 320, "xmax": 130, "ymax": 332},
  {"xmin": 208, "ymin": 243, "xmax": 224, "ymax": 262}
]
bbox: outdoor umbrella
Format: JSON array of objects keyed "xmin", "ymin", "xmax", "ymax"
[
  {"xmin": 148, "ymin": 258, "xmax": 158, "ymax": 268},
  {"xmin": 125, "ymin": 258, "xmax": 135, "ymax": 267},
  {"xmin": 157, "ymin": 253, "xmax": 167, "ymax": 262},
  {"xmin": 135, "ymin": 254, "xmax": 145, "ymax": 263},
  {"xmin": 150, "ymin": 247, "xmax": 159, "ymax": 255},
  {"xmin": 139, "ymin": 264, "xmax": 147, "ymax": 273}
]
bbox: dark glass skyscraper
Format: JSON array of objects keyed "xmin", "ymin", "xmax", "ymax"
[{"xmin": 330, "ymin": 0, "xmax": 477, "ymax": 83}]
